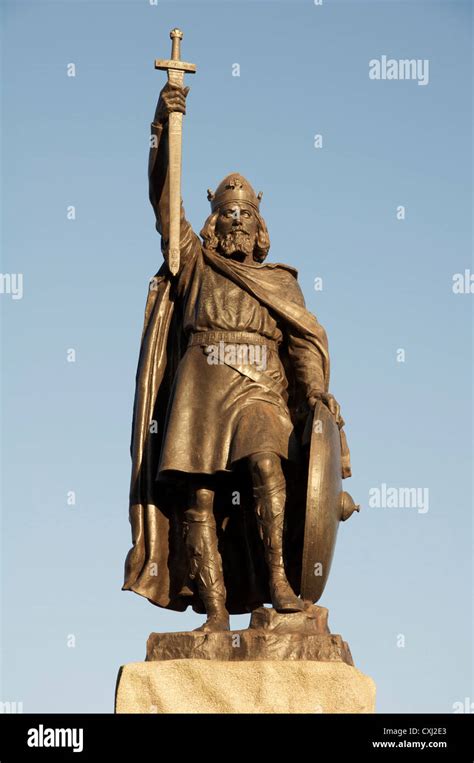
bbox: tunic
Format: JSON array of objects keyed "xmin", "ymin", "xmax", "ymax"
[
  {"xmin": 158, "ymin": 249, "xmax": 298, "ymax": 474},
  {"xmin": 148, "ymin": 120, "xmax": 325, "ymax": 476}
]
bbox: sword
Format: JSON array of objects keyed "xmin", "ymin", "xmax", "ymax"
[{"xmin": 155, "ymin": 28, "xmax": 196, "ymax": 276}]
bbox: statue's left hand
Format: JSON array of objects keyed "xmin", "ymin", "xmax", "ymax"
[{"xmin": 307, "ymin": 391, "xmax": 342, "ymax": 425}]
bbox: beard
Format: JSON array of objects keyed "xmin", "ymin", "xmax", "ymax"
[{"xmin": 217, "ymin": 229, "xmax": 255, "ymax": 258}]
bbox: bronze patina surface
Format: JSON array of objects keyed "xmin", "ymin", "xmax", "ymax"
[
  {"xmin": 301, "ymin": 402, "xmax": 360, "ymax": 602},
  {"xmin": 122, "ymin": 29, "xmax": 359, "ymax": 636}
]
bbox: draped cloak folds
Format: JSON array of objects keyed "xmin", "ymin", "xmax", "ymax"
[{"xmin": 122, "ymin": 243, "xmax": 352, "ymax": 615}]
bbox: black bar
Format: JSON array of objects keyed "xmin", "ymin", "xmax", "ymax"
[{"xmin": 0, "ymin": 713, "xmax": 472, "ymax": 760}]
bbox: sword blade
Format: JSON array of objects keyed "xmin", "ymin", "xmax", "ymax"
[{"xmin": 166, "ymin": 69, "xmax": 184, "ymax": 276}]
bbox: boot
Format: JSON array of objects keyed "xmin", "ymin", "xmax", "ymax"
[
  {"xmin": 254, "ymin": 477, "xmax": 304, "ymax": 613},
  {"xmin": 183, "ymin": 508, "xmax": 230, "ymax": 632}
]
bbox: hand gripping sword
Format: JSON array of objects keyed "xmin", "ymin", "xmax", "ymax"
[{"xmin": 155, "ymin": 29, "xmax": 196, "ymax": 276}]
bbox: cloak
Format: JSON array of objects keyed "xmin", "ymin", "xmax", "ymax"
[{"xmin": 122, "ymin": 246, "xmax": 351, "ymax": 614}]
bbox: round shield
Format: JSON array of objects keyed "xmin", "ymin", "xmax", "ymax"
[{"xmin": 300, "ymin": 400, "xmax": 343, "ymax": 602}]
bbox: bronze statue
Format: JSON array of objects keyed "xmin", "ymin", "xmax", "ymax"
[{"xmin": 122, "ymin": 30, "xmax": 358, "ymax": 634}]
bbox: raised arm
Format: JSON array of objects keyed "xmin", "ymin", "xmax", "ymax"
[{"xmin": 149, "ymin": 83, "xmax": 198, "ymax": 269}]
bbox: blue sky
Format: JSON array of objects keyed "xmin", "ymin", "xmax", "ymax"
[{"xmin": 1, "ymin": 0, "xmax": 472, "ymax": 713}]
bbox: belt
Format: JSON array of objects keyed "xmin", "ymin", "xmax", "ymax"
[{"xmin": 188, "ymin": 330, "xmax": 278, "ymax": 352}]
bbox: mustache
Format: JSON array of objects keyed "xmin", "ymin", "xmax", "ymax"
[
  {"xmin": 229, "ymin": 225, "xmax": 249, "ymax": 232},
  {"xmin": 220, "ymin": 227, "xmax": 252, "ymax": 239}
]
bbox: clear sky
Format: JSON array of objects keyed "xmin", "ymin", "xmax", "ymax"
[{"xmin": 1, "ymin": 0, "xmax": 472, "ymax": 713}]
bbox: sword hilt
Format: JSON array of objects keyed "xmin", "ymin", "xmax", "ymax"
[
  {"xmin": 170, "ymin": 28, "xmax": 183, "ymax": 61},
  {"xmin": 154, "ymin": 29, "xmax": 196, "ymax": 277},
  {"xmin": 155, "ymin": 28, "xmax": 196, "ymax": 74}
]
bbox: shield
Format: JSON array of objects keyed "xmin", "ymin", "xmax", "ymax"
[{"xmin": 300, "ymin": 400, "xmax": 359, "ymax": 602}]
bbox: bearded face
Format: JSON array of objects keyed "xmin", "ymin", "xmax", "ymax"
[
  {"xmin": 218, "ymin": 228, "xmax": 256, "ymax": 257},
  {"xmin": 215, "ymin": 203, "xmax": 258, "ymax": 261}
]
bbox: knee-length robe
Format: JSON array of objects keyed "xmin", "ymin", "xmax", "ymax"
[{"xmin": 122, "ymin": 118, "xmax": 351, "ymax": 614}]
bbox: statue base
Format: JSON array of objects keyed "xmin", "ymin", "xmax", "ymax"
[
  {"xmin": 115, "ymin": 605, "xmax": 375, "ymax": 713},
  {"xmin": 115, "ymin": 660, "xmax": 375, "ymax": 713}
]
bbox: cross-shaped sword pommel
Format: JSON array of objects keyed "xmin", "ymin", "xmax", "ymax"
[{"xmin": 154, "ymin": 29, "xmax": 197, "ymax": 276}]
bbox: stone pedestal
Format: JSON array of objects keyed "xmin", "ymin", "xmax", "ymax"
[
  {"xmin": 115, "ymin": 660, "xmax": 375, "ymax": 713},
  {"xmin": 115, "ymin": 604, "xmax": 376, "ymax": 713}
]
